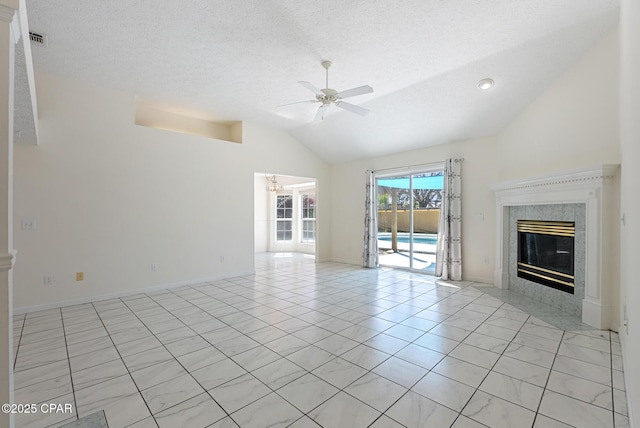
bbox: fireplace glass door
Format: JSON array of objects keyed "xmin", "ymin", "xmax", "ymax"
[{"xmin": 517, "ymin": 220, "xmax": 575, "ymax": 294}]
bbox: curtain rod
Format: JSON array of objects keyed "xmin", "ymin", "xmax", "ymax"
[{"xmin": 371, "ymin": 158, "xmax": 464, "ymax": 174}]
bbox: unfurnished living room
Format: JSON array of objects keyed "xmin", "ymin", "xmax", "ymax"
[{"xmin": 1, "ymin": 1, "xmax": 639, "ymax": 428}]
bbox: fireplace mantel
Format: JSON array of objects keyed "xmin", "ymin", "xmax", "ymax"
[{"xmin": 490, "ymin": 164, "xmax": 619, "ymax": 329}]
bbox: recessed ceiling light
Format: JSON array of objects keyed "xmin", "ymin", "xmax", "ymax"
[{"xmin": 478, "ymin": 78, "xmax": 494, "ymax": 90}]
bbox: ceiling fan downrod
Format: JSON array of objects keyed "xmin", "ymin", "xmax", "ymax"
[{"xmin": 322, "ymin": 60, "xmax": 332, "ymax": 89}]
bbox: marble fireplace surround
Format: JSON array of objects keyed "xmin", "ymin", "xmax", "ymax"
[
  {"xmin": 509, "ymin": 204, "xmax": 585, "ymax": 317},
  {"xmin": 490, "ymin": 165, "xmax": 619, "ymax": 329}
]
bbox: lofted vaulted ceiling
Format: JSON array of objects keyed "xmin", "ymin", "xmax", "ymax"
[{"xmin": 19, "ymin": 0, "xmax": 619, "ymax": 163}]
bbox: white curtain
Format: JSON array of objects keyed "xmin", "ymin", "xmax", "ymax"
[
  {"xmin": 436, "ymin": 158, "xmax": 463, "ymax": 280},
  {"xmin": 363, "ymin": 170, "xmax": 378, "ymax": 268}
]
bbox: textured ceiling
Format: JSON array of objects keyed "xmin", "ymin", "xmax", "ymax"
[{"xmin": 18, "ymin": 0, "xmax": 619, "ymax": 163}]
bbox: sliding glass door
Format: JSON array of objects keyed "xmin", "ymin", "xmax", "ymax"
[{"xmin": 376, "ymin": 169, "xmax": 443, "ymax": 272}]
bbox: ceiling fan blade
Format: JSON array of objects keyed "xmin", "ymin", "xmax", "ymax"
[
  {"xmin": 337, "ymin": 85, "xmax": 373, "ymax": 99},
  {"xmin": 276, "ymin": 100, "xmax": 317, "ymax": 108},
  {"xmin": 314, "ymin": 105, "xmax": 329, "ymax": 122},
  {"xmin": 299, "ymin": 81, "xmax": 323, "ymax": 96},
  {"xmin": 335, "ymin": 101, "xmax": 370, "ymax": 116}
]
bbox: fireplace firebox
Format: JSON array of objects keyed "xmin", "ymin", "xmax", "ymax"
[{"xmin": 517, "ymin": 220, "xmax": 575, "ymax": 294}]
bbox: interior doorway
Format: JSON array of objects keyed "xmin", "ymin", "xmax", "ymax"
[
  {"xmin": 376, "ymin": 166, "xmax": 443, "ymax": 273},
  {"xmin": 254, "ymin": 173, "xmax": 317, "ymax": 257}
]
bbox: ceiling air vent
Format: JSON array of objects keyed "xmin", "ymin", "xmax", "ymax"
[{"xmin": 29, "ymin": 32, "xmax": 47, "ymax": 47}]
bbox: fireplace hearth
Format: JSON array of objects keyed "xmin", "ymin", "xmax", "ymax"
[{"xmin": 517, "ymin": 220, "xmax": 575, "ymax": 294}]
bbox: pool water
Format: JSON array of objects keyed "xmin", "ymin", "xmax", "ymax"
[{"xmin": 378, "ymin": 235, "xmax": 437, "ymax": 245}]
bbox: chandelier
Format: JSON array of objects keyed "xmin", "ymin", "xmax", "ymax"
[{"xmin": 266, "ymin": 175, "xmax": 283, "ymax": 192}]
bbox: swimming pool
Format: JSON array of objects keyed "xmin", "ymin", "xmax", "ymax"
[{"xmin": 378, "ymin": 234, "xmax": 437, "ymax": 245}]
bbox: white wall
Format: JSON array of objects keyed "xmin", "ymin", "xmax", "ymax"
[
  {"xmin": 253, "ymin": 174, "xmax": 269, "ymax": 252},
  {"xmin": 495, "ymin": 29, "xmax": 620, "ymax": 180},
  {"xmin": 495, "ymin": 27, "xmax": 622, "ymax": 330},
  {"xmin": 619, "ymin": 0, "xmax": 640, "ymax": 425},
  {"xmin": 0, "ymin": 2, "xmax": 17, "ymax": 425},
  {"xmin": 13, "ymin": 72, "xmax": 331, "ymax": 310},
  {"xmin": 331, "ymin": 136, "xmax": 499, "ymax": 282}
]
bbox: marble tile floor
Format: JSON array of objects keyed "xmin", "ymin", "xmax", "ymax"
[{"xmin": 12, "ymin": 253, "xmax": 629, "ymax": 428}]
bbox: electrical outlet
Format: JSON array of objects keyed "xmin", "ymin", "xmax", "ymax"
[
  {"xmin": 43, "ymin": 275, "xmax": 54, "ymax": 286},
  {"xmin": 483, "ymin": 256, "xmax": 491, "ymax": 265},
  {"xmin": 219, "ymin": 256, "xmax": 225, "ymax": 263},
  {"xmin": 76, "ymin": 272, "xmax": 84, "ymax": 281},
  {"xmin": 151, "ymin": 263, "xmax": 158, "ymax": 272},
  {"xmin": 21, "ymin": 218, "xmax": 36, "ymax": 230}
]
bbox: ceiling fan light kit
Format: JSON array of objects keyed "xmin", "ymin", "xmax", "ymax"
[{"xmin": 281, "ymin": 60, "xmax": 374, "ymax": 121}]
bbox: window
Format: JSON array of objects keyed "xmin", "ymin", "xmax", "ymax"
[
  {"xmin": 276, "ymin": 195, "xmax": 293, "ymax": 241},
  {"xmin": 301, "ymin": 194, "xmax": 315, "ymax": 243}
]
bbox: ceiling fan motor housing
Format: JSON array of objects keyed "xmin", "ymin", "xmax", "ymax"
[{"xmin": 318, "ymin": 87, "xmax": 339, "ymax": 104}]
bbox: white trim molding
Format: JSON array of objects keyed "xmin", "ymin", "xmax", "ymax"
[
  {"xmin": 0, "ymin": 249, "xmax": 16, "ymax": 271},
  {"xmin": 490, "ymin": 164, "xmax": 619, "ymax": 329},
  {"xmin": 0, "ymin": 1, "xmax": 21, "ymax": 43},
  {"xmin": 0, "ymin": 2, "xmax": 17, "ymax": 22}
]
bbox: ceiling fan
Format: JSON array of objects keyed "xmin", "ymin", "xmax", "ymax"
[{"xmin": 280, "ymin": 60, "xmax": 373, "ymax": 121}]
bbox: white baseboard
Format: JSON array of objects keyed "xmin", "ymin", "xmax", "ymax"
[
  {"xmin": 14, "ymin": 269, "xmax": 255, "ymax": 315},
  {"xmin": 464, "ymin": 276, "xmax": 494, "ymax": 285},
  {"xmin": 328, "ymin": 257, "xmax": 362, "ymax": 267}
]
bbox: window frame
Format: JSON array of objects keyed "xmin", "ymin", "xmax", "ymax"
[
  {"xmin": 276, "ymin": 194, "xmax": 293, "ymax": 242},
  {"xmin": 300, "ymin": 193, "xmax": 316, "ymax": 243}
]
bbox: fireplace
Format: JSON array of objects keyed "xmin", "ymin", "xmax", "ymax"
[
  {"xmin": 517, "ymin": 220, "xmax": 575, "ymax": 294},
  {"xmin": 490, "ymin": 164, "xmax": 619, "ymax": 329}
]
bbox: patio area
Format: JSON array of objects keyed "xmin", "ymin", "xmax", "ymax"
[{"xmin": 378, "ymin": 233, "xmax": 437, "ymax": 273}]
